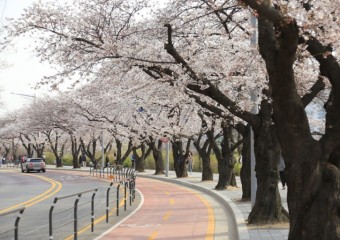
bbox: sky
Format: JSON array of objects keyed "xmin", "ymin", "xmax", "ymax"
[{"xmin": 0, "ymin": 0, "xmax": 54, "ymax": 114}]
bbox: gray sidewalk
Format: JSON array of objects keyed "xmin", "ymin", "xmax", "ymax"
[{"xmin": 138, "ymin": 170, "xmax": 289, "ymax": 240}]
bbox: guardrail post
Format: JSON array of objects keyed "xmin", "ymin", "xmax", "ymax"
[
  {"xmin": 116, "ymin": 184, "xmax": 120, "ymax": 216},
  {"xmin": 129, "ymin": 179, "xmax": 133, "ymax": 206},
  {"xmin": 124, "ymin": 181, "xmax": 128, "ymax": 211},
  {"xmin": 74, "ymin": 194, "xmax": 81, "ymax": 240},
  {"xmin": 106, "ymin": 182, "xmax": 113, "ymax": 223},
  {"xmin": 49, "ymin": 197, "xmax": 58, "ymax": 240},
  {"xmin": 14, "ymin": 208, "xmax": 25, "ymax": 240},
  {"xmin": 91, "ymin": 189, "xmax": 97, "ymax": 232}
]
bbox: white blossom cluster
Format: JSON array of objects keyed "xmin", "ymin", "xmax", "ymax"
[{"xmin": 0, "ymin": 0, "xmax": 337, "ymax": 144}]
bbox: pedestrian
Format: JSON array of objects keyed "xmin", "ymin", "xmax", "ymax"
[
  {"xmin": 186, "ymin": 151, "xmax": 194, "ymax": 174},
  {"xmin": 81, "ymin": 155, "xmax": 87, "ymax": 167},
  {"xmin": 278, "ymin": 154, "xmax": 286, "ymax": 190},
  {"xmin": 131, "ymin": 154, "xmax": 136, "ymax": 169},
  {"xmin": 20, "ymin": 155, "xmax": 26, "ymax": 167},
  {"xmin": 105, "ymin": 156, "xmax": 110, "ymax": 167}
]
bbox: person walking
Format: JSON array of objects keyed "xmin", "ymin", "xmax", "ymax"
[
  {"xmin": 278, "ymin": 155, "xmax": 286, "ymax": 190},
  {"xmin": 105, "ymin": 156, "xmax": 110, "ymax": 167},
  {"xmin": 131, "ymin": 154, "xmax": 136, "ymax": 169},
  {"xmin": 81, "ymin": 154, "xmax": 87, "ymax": 168}
]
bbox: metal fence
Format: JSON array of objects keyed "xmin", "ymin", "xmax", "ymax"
[
  {"xmin": 0, "ymin": 167, "xmax": 137, "ymax": 240},
  {"xmin": 0, "ymin": 207, "xmax": 25, "ymax": 240}
]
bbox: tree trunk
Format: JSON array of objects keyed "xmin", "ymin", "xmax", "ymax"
[
  {"xmin": 149, "ymin": 139, "xmax": 165, "ymax": 175},
  {"xmin": 237, "ymin": 123, "xmax": 251, "ymax": 199},
  {"xmin": 172, "ymin": 140, "xmax": 188, "ymax": 178},
  {"xmin": 201, "ymin": 154, "xmax": 213, "ymax": 181},
  {"xmin": 114, "ymin": 138, "xmax": 132, "ymax": 165},
  {"xmin": 248, "ymin": 100, "xmax": 288, "ymax": 224},
  {"xmin": 193, "ymin": 135, "xmax": 213, "ymax": 181},
  {"xmin": 70, "ymin": 135, "xmax": 81, "ymax": 168},
  {"xmin": 134, "ymin": 143, "xmax": 151, "ymax": 173},
  {"xmin": 45, "ymin": 131, "xmax": 64, "ymax": 167},
  {"xmin": 81, "ymin": 137, "xmax": 98, "ymax": 169},
  {"xmin": 210, "ymin": 122, "xmax": 237, "ymax": 190},
  {"xmin": 164, "ymin": 20, "xmax": 286, "ymax": 224},
  {"xmin": 254, "ymin": 8, "xmax": 337, "ymax": 237}
]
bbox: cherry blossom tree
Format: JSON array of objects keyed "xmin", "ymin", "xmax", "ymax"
[{"xmin": 2, "ymin": 0, "xmax": 338, "ymax": 238}]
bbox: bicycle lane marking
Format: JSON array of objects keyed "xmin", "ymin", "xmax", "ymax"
[
  {"xmin": 149, "ymin": 180, "xmax": 215, "ymax": 240},
  {"xmin": 0, "ymin": 173, "xmax": 62, "ymax": 214},
  {"xmin": 98, "ymin": 177, "xmax": 215, "ymax": 240}
]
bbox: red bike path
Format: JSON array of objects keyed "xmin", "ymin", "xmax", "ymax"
[{"xmin": 97, "ymin": 177, "xmax": 215, "ymax": 240}]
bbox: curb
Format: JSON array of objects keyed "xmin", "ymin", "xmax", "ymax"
[
  {"xmin": 139, "ymin": 174, "xmax": 251, "ymax": 240},
  {"xmin": 46, "ymin": 166, "xmax": 251, "ymax": 240}
]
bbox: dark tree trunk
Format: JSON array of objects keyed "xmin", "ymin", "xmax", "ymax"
[
  {"xmin": 114, "ymin": 138, "xmax": 133, "ymax": 165},
  {"xmin": 149, "ymin": 138, "xmax": 164, "ymax": 175},
  {"xmin": 253, "ymin": 5, "xmax": 340, "ymax": 238},
  {"xmin": 201, "ymin": 155, "xmax": 213, "ymax": 181},
  {"xmin": 164, "ymin": 22, "xmax": 286, "ymax": 224},
  {"xmin": 56, "ymin": 143, "xmax": 66, "ymax": 168},
  {"xmin": 236, "ymin": 123, "xmax": 251, "ymax": 200},
  {"xmin": 248, "ymin": 101, "xmax": 288, "ymax": 224},
  {"xmin": 44, "ymin": 131, "xmax": 65, "ymax": 167},
  {"xmin": 193, "ymin": 113, "xmax": 214, "ymax": 181},
  {"xmin": 2, "ymin": 143, "xmax": 10, "ymax": 160},
  {"xmin": 80, "ymin": 137, "xmax": 98, "ymax": 168},
  {"xmin": 34, "ymin": 144, "xmax": 45, "ymax": 158},
  {"xmin": 171, "ymin": 140, "xmax": 188, "ymax": 178},
  {"xmin": 70, "ymin": 135, "xmax": 81, "ymax": 168},
  {"xmin": 210, "ymin": 122, "xmax": 237, "ymax": 190},
  {"xmin": 193, "ymin": 133, "xmax": 213, "ymax": 181},
  {"xmin": 133, "ymin": 143, "xmax": 152, "ymax": 172},
  {"xmin": 19, "ymin": 134, "xmax": 34, "ymax": 158}
]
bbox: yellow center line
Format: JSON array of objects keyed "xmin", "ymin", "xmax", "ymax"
[
  {"xmin": 148, "ymin": 231, "xmax": 158, "ymax": 240},
  {"xmin": 163, "ymin": 211, "xmax": 171, "ymax": 221},
  {"xmin": 64, "ymin": 191, "xmax": 126, "ymax": 240},
  {"xmin": 195, "ymin": 194, "xmax": 215, "ymax": 240},
  {"xmin": 169, "ymin": 198, "xmax": 175, "ymax": 205},
  {"xmin": 0, "ymin": 174, "xmax": 62, "ymax": 214}
]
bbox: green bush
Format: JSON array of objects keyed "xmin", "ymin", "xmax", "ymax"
[
  {"xmin": 234, "ymin": 162, "xmax": 242, "ymax": 176},
  {"xmin": 144, "ymin": 155, "xmax": 155, "ymax": 169},
  {"xmin": 44, "ymin": 151, "xmax": 55, "ymax": 165},
  {"xmin": 123, "ymin": 158, "xmax": 132, "ymax": 168},
  {"xmin": 62, "ymin": 154, "xmax": 73, "ymax": 166}
]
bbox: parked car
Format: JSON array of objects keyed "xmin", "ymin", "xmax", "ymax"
[{"xmin": 21, "ymin": 158, "xmax": 46, "ymax": 173}]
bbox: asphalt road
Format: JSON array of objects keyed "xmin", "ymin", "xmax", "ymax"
[
  {"xmin": 0, "ymin": 168, "xmax": 133, "ymax": 240},
  {"xmin": 1, "ymin": 168, "xmax": 236, "ymax": 240}
]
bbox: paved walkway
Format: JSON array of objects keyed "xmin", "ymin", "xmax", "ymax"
[
  {"xmin": 45, "ymin": 165, "xmax": 289, "ymax": 240},
  {"xmin": 138, "ymin": 170, "xmax": 289, "ymax": 240}
]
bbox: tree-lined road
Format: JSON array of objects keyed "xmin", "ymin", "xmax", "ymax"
[
  {"xmin": 0, "ymin": 169, "xmax": 112, "ymax": 240},
  {"xmin": 0, "ymin": 169, "xmax": 235, "ymax": 240}
]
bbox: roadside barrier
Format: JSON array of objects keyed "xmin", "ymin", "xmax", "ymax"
[
  {"xmin": 0, "ymin": 167, "xmax": 137, "ymax": 240},
  {"xmin": 1, "ymin": 160, "xmax": 17, "ymax": 168},
  {"xmin": 48, "ymin": 188, "xmax": 98, "ymax": 240},
  {"xmin": 0, "ymin": 206, "xmax": 25, "ymax": 240}
]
